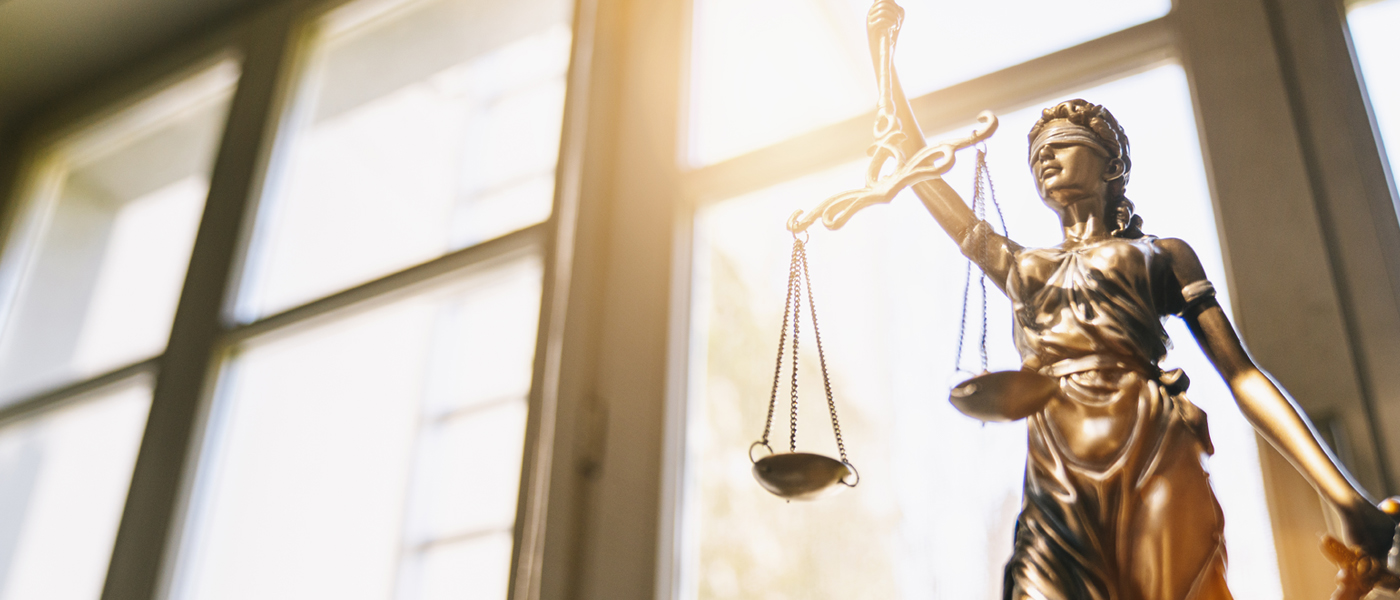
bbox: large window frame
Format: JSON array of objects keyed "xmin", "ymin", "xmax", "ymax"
[
  {"xmin": 0, "ymin": 0, "xmax": 1397, "ymax": 599},
  {"xmin": 0, "ymin": 0, "xmax": 591, "ymax": 598}
]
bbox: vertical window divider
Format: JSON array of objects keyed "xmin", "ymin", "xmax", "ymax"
[
  {"xmin": 100, "ymin": 9, "xmax": 302, "ymax": 600},
  {"xmin": 509, "ymin": 0, "xmax": 601, "ymax": 597}
]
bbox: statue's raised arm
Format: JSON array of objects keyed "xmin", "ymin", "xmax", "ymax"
[{"xmin": 785, "ymin": 0, "xmax": 998, "ymax": 257}]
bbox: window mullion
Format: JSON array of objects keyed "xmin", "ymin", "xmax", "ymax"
[
  {"xmin": 683, "ymin": 17, "xmax": 1172, "ymax": 205},
  {"xmin": 0, "ymin": 357, "xmax": 159, "ymax": 426},
  {"xmin": 1268, "ymin": 0, "xmax": 1400, "ymax": 490},
  {"xmin": 100, "ymin": 9, "xmax": 302, "ymax": 600},
  {"xmin": 225, "ymin": 223, "xmax": 546, "ymax": 346},
  {"xmin": 1174, "ymin": 0, "xmax": 1388, "ymax": 596}
]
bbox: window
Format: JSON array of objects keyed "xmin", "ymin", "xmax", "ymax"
[
  {"xmin": 1349, "ymin": 0, "xmax": 1400, "ymax": 182},
  {"xmin": 0, "ymin": 63, "xmax": 238, "ymax": 403},
  {"xmin": 0, "ymin": 376, "xmax": 153, "ymax": 600},
  {"xmin": 681, "ymin": 4, "xmax": 1281, "ymax": 600},
  {"xmin": 0, "ymin": 60, "xmax": 239, "ymax": 600},
  {"xmin": 171, "ymin": 0, "xmax": 571, "ymax": 598},
  {"xmin": 688, "ymin": 0, "xmax": 1169, "ymax": 165},
  {"xmin": 178, "ymin": 253, "xmax": 542, "ymax": 600},
  {"xmin": 1, "ymin": 0, "xmax": 1397, "ymax": 598},
  {"xmin": 236, "ymin": 0, "xmax": 570, "ymax": 320}
]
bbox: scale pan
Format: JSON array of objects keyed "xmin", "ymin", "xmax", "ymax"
[
  {"xmin": 752, "ymin": 452, "xmax": 855, "ymax": 501},
  {"xmin": 950, "ymin": 370, "xmax": 1058, "ymax": 422}
]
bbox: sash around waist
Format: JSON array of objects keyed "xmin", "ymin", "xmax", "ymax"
[{"xmin": 1036, "ymin": 354, "xmax": 1190, "ymax": 395}]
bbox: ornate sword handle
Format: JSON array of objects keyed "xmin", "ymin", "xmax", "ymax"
[
  {"xmin": 788, "ymin": 0, "xmax": 999, "ymax": 235},
  {"xmin": 1323, "ymin": 534, "xmax": 1400, "ymax": 600},
  {"xmin": 867, "ymin": 0, "xmax": 906, "ymax": 165}
]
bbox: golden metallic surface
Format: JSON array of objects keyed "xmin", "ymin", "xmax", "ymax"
[
  {"xmin": 751, "ymin": 452, "xmax": 856, "ymax": 501},
  {"xmin": 785, "ymin": 0, "xmax": 996, "ymax": 236},
  {"xmin": 1323, "ymin": 535, "xmax": 1400, "ymax": 600},
  {"xmin": 949, "ymin": 370, "xmax": 1058, "ymax": 423},
  {"xmin": 778, "ymin": 0, "xmax": 1400, "ymax": 597},
  {"xmin": 749, "ymin": 237, "xmax": 856, "ymax": 502}
]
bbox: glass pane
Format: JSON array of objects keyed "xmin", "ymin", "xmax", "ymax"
[
  {"xmin": 408, "ymin": 401, "xmax": 528, "ymax": 543},
  {"xmin": 237, "ymin": 0, "xmax": 572, "ymax": 320},
  {"xmin": 685, "ymin": 65, "xmax": 1281, "ymax": 600},
  {"xmin": 688, "ymin": 0, "xmax": 1169, "ymax": 166},
  {"xmin": 0, "ymin": 63, "xmax": 238, "ymax": 403},
  {"xmin": 400, "ymin": 532, "xmax": 513, "ymax": 600},
  {"xmin": 1350, "ymin": 0, "xmax": 1400, "ymax": 183},
  {"xmin": 178, "ymin": 254, "xmax": 541, "ymax": 600},
  {"xmin": 0, "ymin": 376, "xmax": 153, "ymax": 600}
]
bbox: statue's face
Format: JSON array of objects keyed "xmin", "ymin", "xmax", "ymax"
[{"xmin": 1032, "ymin": 140, "xmax": 1112, "ymax": 207}]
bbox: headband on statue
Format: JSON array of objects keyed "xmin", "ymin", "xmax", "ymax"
[{"xmin": 1028, "ymin": 123, "xmax": 1112, "ymax": 164}]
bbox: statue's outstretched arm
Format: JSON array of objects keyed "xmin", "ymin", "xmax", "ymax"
[
  {"xmin": 864, "ymin": 0, "xmax": 977, "ymax": 242},
  {"xmin": 1161, "ymin": 237, "xmax": 1395, "ymax": 559}
]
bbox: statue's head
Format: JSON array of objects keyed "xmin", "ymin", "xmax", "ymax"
[{"xmin": 1027, "ymin": 99, "xmax": 1143, "ymax": 237}]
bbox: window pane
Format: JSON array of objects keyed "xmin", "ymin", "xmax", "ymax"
[
  {"xmin": 684, "ymin": 65, "xmax": 1281, "ymax": 600},
  {"xmin": 0, "ymin": 63, "xmax": 237, "ymax": 403},
  {"xmin": 1349, "ymin": 0, "xmax": 1400, "ymax": 183},
  {"xmin": 400, "ymin": 532, "xmax": 513, "ymax": 600},
  {"xmin": 0, "ymin": 376, "xmax": 153, "ymax": 600},
  {"xmin": 236, "ymin": 0, "xmax": 572, "ymax": 321},
  {"xmin": 688, "ymin": 0, "xmax": 1169, "ymax": 166},
  {"xmin": 178, "ymin": 254, "xmax": 542, "ymax": 600}
]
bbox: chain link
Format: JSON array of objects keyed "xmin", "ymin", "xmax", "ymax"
[
  {"xmin": 789, "ymin": 240, "xmax": 802, "ymax": 453},
  {"xmin": 955, "ymin": 147, "xmax": 1008, "ymax": 375},
  {"xmin": 798, "ymin": 241, "xmax": 848, "ymax": 463},
  {"xmin": 953, "ymin": 260, "xmax": 973, "ymax": 375},
  {"xmin": 761, "ymin": 238, "xmax": 803, "ymax": 447},
  {"xmin": 759, "ymin": 235, "xmax": 850, "ymax": 465}
]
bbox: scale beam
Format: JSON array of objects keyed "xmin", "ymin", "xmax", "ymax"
[{"xmin": 786, "ymin": 0, "xmax": 998, "ymax": 235}]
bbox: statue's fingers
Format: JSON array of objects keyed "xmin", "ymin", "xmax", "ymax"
[{"xmin": 1330, "ymin": 582, "xmax": 1366, "ymax": 600}]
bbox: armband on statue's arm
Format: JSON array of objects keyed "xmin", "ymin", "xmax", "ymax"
[{"xmin": 1177, "ymin": 280, "xmax": 1217, "ymax": 317}]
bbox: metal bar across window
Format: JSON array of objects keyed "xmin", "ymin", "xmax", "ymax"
[
  {"xmin": 0, "ymin": 358, "xmax": 159, "ymax": 426},
  {"xmin": 223, "ymin": 224, "xmax": 546, "ymax": 345},
  {"xmin": 101, "ymin": 10, "xmax": 299, "ymax": 600},
  {"xmin": 683, "ymin": 17, "xmax": 1173, "ymax": 205}
]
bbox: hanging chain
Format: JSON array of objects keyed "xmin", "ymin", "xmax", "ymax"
[
  {"xmin": 953, "ymin": 261, "xmax": 973, "ymax": 374},
  {"xmin": 760, "ymin": 238, "xmax": 804, "ymax": 448},
  {"xmin": 789, "ymin": 240, "xmax": 802, "ymax": 453},
  {"xmin": 797, "ymin": 241, "xmax": 848, "ymax": 464},
  {"xmin": 954, "ymin": 146, "xmax": 1008, "ymax": 375},
  {"xmin": 974, "ymin": 148, "xmax": 990, "ymax": 372},
  {"xmin": 758, "ymin": 235, "xmax": 850, "ymax": 465},
  {"xmin": 982, "ymin": 146, "xmax": 1010, "ymax": 234}
]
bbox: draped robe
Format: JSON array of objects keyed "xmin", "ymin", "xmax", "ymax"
[{"xmin": 960, "ymin": 223, "xmax": 1232, "ymax": 600}]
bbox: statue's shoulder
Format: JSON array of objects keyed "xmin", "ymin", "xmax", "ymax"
[{"xmin": 1149, "ymin": 237, "xmax": 1200, "ymax": 264}]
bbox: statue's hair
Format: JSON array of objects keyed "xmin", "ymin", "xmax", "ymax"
[{"xmin": 1028, "ymin": 99, "xmax": 1144, "ymax": 238}]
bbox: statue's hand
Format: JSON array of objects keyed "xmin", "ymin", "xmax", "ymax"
[
  {"xmin": 866, "ymin": 0, "xmax": 904, "ymax": 35},
  {"xmin": 1340, "ymin": 499, "xmax": 1398, "ymax": 559},
  {"xmin": 1324, "ymin": 499, "xmax": 1400, "ymax": 600}
]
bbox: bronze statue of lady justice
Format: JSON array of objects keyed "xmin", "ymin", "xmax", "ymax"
[{"xmin": 753, "ymin": 0, "xmax": 1400, "ymax": 598}]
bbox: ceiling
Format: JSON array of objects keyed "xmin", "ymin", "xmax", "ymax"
[{"xmin": 0, "ymin": 0, "xmax": 270, "ymax": 131}]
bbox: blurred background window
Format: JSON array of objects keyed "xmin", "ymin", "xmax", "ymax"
[
  {"xmin": 0, "ymin": 62, "xmax": 238, "ymax": 404},
  {"xmin": 687, "ymin": 0, "xmax": 1169, "ymax": 166},
  {"xmin": 235, "ymin": 0, "xmax": 571, "ymax": 321},
  {"xmin": 0, "ymin": 60, "xmax": 239, "ymax": 600},
  {"xmin": 682, "ymin": 4, "xmax": 1283, "ymax": 600},
  {"xmin": 171, "ymin": 0, "xmax": 571, "ymax": 598},
  {"xmin": 178, "ymin": 254, "xmax": 541, "ymax": 600},
  {"xmin": 0, "ymin": 376, "xmax": 153, "ymax": 600},
  {"xmin": 1349, "ymin": 0, "xmax": 1400, "ymax": 185}
]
